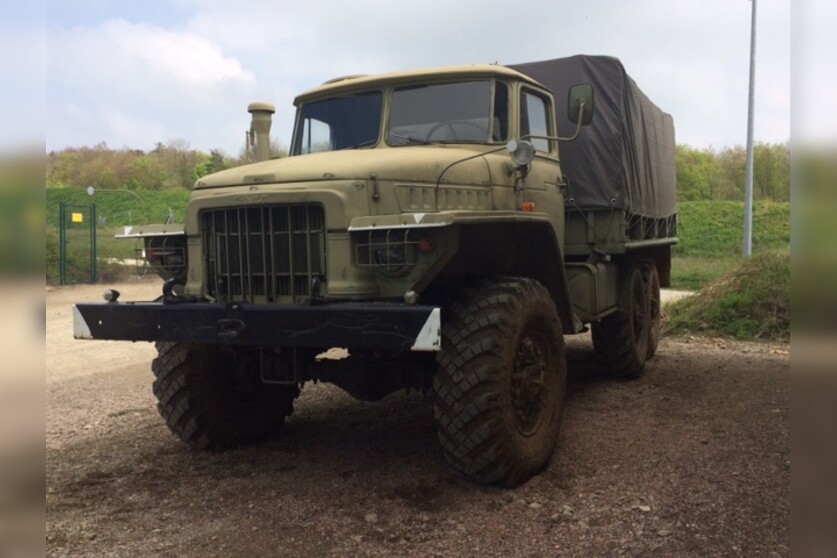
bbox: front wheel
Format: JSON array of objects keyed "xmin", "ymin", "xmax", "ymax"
[
  {"xmin": 434, "ymin": 277, "xmax": 567, "ymax": 487},
  {"xmin": 151, "ymin": 343, "xmax": 299, "ymax": 450}
]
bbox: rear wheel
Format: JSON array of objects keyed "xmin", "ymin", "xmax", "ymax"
[
  {"xmin": 151, "ymin": 343, "xmax": 299, "ymax": 450},
  {"xmin": 644, "ymin": 262, "xmax": 661, "ymax": 358},
  {"xmin": 592, "ymin": 263, "xmax": 650, "ymax": 379},
  {"xmin": 434, "ymin": 277, "xmax": 566, "ymax": 486}
]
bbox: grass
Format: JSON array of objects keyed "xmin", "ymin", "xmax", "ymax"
[
  {"xmin": 665, "ymin": 249, "xmax": 790, "ymax": 341},
  {"xmin": 671, "ymin": 256, "xmax": 738, "ymax": 291},
  {"xmin": 670, "ymin": 201, "xmax": 789, "ymax": 290}
]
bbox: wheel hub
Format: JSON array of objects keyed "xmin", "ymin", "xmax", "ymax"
[{"xmin": 510, "ymin": 335, "xmax": 548, "ymax": 436}]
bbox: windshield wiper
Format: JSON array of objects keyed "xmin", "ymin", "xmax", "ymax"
[
  {"xmin": 389, "ymin": 133, "xmax": 433, "ymax": 146},
  {"xmin": 339, "ymin": 139, "xmax": 378, "ymax": 150}
]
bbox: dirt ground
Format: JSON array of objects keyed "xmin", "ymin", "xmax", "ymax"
[{"xmin": 46, "ymin": 278, "xmax": 789, "ymax": 557}]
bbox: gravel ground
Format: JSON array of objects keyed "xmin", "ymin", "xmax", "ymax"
[{"xmin": 47, "ymin": 278, "xmax": 789, "ymax": 557}]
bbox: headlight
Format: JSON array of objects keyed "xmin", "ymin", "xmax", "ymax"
[
  {"xmin": 373, "ymin": 245, "xmax": 407, "ymax": 269},
  {"xmin": 355, "ymin": 229, "xmax": 435, "ymax": 275}
]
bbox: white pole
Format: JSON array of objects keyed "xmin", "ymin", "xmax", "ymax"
[{"xmin": 743, "ymin": 0, "xmax": 757, "ymax": 257}]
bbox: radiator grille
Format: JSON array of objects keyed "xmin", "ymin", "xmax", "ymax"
[{"xmin": 202, "ymin": 205, "xmax": 326, "ymax": 302}]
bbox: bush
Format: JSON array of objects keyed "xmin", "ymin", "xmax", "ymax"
[{"xmin": 665, "ymin": 250, "xmax": 789, "ymax": 341}]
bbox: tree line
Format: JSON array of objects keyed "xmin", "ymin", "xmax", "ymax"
[
  {"xmin": 675, "ymin": 142, "xmax": 789, "ymax": 202},
  {"xmin": 47, "ymin": 140, "xmax": 790, "ymax": 202},
  {"xmin": 47, "ymin": 141, "xmax": 238, "ymax": 191}
]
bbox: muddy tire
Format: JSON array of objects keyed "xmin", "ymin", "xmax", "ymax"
[
  {"xmin": 592, "ymin": 264, "xmax": 650, "ymax": 379},
  {"xmin": 151, "ymin": 343, "xmax": 298, "ymax": 450},
  {"xmin": 644, "ymin": 262, "xmax": 661, "ymax": 359},
  {"xmin": 434, "ymin": 278, "xmax": 566, "ymax": 487}
]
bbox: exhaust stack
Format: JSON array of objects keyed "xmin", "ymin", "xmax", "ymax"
[{"xmin": 247, "ymin": 102, "xmax": 275, "ymax": 162}]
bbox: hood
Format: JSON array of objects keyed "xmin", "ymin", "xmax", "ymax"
[{"xmin": 195, "ymin": 146, "xmax": 508, "ymax": 189}]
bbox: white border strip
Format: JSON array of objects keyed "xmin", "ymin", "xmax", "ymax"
[
  {"xmin": 73, "ymin": 305, "xmax": 93, "ymax": 339},
  {"xmin": 411, "ymin": 308, "xmax": 441, "ymax": 351}
]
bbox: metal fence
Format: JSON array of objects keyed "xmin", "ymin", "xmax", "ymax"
[{"xmin": 58, "ymin": 201, "xmax": 97, "ymax": 285}]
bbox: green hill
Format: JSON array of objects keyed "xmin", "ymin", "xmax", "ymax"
[
  {"xmin": 673, "ymin": 201, "xmax": 790, "ymax": 258},
  {"xmin": 671, "ymin": 201, "xmax": 790, "ymax": 289},
  {"xmin": 45, "ymin": 188, "xmax": 790, "ymax": 290}
]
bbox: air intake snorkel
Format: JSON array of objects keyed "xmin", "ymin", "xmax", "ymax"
[{"xmin": 247, "ymin": 102, "xmax": 276, "ymax": 163}]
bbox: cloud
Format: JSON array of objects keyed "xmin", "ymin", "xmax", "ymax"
[
  {"xmin": 50, "ymin": 19, "xmax": 254, "ymax": 88},
  {"xmin": 44, "ymin": 0, "xmax": 798, "ymax": 152},
  {"xmin": 112, "ymin": 22, "xmax": 254, "ymax": 86},
  {"xmin": 180, "ymin": 0, "xmax": 793, "ymax": 151},
  {"xmin": 104, "ymin": 108, "xmax": 174, "ymax": 147},
  {"xmin": 48, "ymin": 19, "xmax": 257, "ymax": 150}
]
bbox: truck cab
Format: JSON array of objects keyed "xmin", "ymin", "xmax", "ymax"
[{"xmin": 189, "ymin": 66, "xmax": 579, "ymax": 324}]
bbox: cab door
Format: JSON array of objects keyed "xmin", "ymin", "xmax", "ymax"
[{"xmin": 519, "ymin": 87, "xmax": 565, "ymax": 250}]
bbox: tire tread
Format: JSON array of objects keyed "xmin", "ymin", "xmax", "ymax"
[
  {"xmin": 151, "ymin": 343, "xmax": 298, "ymax": 450},
  {"xmin": 434, "ymin": 278, "xmax": 566, "ymax": 486}
]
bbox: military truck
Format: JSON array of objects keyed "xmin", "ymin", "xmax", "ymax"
[{"xmin": 74, "ymin": 55, "xmax": 676, "ymax": 486}]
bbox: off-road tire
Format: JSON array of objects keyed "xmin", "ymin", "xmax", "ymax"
[
  {"xmin": 644, "ymin": 262, "xmax": 661, "ymax": 359},
  {"xmin": 151, "ymin": 343, "xmax": 299, "ymax": 450},
  {"xmin": 592, "ymin": 264, "xmax": 650, "ymax": 379},
  {"xmin": 434, "ymin": 277, "xmax": 566, "ymax": 487}
]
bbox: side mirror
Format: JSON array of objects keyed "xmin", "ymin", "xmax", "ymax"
[{"xmin": 567, "ymin": 83, "xmax": 594, "ymax": 125}]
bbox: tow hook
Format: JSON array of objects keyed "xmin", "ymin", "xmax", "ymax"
[
  {"xmin": 162, "ymin": 278, "xmax": 185, "ymax": 304},
  {"xmin": 217, "ymin": 319, "xmax": 246, "ymax": 339}
]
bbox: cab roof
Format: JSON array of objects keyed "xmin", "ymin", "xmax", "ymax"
[{"xmin": 294, "ymin": 64, "xmax": 546, "ymax": 105}]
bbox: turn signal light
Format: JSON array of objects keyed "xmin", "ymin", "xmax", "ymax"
[{"xmin": 418, "ymin": 235, "xmax": 435, "ymax": 254}]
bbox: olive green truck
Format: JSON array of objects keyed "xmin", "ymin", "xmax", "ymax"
[{"xmin": 74, "ymin": 55, "xmax": 676, "ymax": 486}]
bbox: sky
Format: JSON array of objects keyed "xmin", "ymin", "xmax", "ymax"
[{"xmin": 5, "ymin": 0, "xmax": 832, "ymax": 154}]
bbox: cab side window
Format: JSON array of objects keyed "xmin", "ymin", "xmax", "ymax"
[{"xmin": 520, "ymin": 91, "xmax": 551, "ymax": 153}]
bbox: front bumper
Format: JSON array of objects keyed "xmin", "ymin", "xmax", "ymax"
[{"xmin": 73, "ymin": 301, "xmax": 441, "ymax": 352}]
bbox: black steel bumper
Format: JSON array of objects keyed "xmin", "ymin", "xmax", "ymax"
[{"xmin": 73, "ymin": 301, "xmax": 441, "ymax": 352}]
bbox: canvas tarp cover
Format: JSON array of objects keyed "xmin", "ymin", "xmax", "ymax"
[{"xmin": 509, "ymin": 55, "xmax": 676, "ymax": 218}]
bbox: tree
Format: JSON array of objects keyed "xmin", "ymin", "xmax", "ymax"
[
  {"xmin": 192, "ymin": 148, "xmax": 233, "ymax": 183},
  {"xmin": 676, "ymin": 145, "xmax": 721, "ymax": 201},
  {"xmin": 716, "ymin": 146, "xmax": 746, "ymax": 201},
  {"xmin": 754, "ymin": 142, "xmax": 790, "ymax": 202},
  {"xmin": 45, "ymin": 140, "xmax": 791, "ymax": 201}
]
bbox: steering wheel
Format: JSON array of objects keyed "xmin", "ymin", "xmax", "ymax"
[{"xmin": 425, "ymin": 120, "xmax": 487, "ymax": 142}]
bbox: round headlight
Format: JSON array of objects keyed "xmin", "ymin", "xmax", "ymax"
[
  {"xmin": 507, "ymin": 140, "xmax": 535, "ymax": 167},
  {"xmin": 373, "ymin": 246, "xmax": 407, "ymax": 269}
]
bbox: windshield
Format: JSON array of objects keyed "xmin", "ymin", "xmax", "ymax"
[
  {"xmin": 291, "ymin": 91, "xmax": 383, "ymax": 155},
  {"xmin": 388, "ymin": 80, "xmax": 508, "ymax": 145}
]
